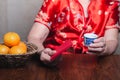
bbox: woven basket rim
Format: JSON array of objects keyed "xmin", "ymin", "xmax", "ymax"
[{"xmin": 0, "ymin": 42, "xmax": 39, "ymax": 67}]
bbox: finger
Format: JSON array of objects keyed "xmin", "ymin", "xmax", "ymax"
[
  {"xmin": 86, "ymin": 51, "xmax": 103, "ymax": 56},
  {"xmin": 93, "ymin": 37, "xmax": 104, "ymax": 43},
  {"xmin": 89, "ymin": 41, "xmax": 105, "ymax": 48},
  {"xmin": 43, "ymin": 48, "xmax": 52, "ymax": 53},
  {"xmin": 48, "ymin": 50, "xmax": 56, "ymax": 56},
  {"xmin": 88, "ymin": 47, "xmax": 105, "ymax": 52},
  {"xmin": 86, "ymin": 51, "xmax": 97, "ymax": 55},
  {"xmin": 43, "ymin": 48, "xmax": 56, "ymax": 56},
  {"xmin": 40, "ymin": 52, "xmax": 51, "ymax": 62}
]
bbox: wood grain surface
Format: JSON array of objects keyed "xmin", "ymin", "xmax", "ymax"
[{"xmin": 0, "ymin": 54, "xmax": 120, "ymax": 80}]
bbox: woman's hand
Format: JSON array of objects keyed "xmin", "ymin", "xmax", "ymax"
[
  {"xmin": 40, "ymin": 48, "xmax": 56, "ymax": 62},
  {"xmin": 86, "ymin": 37, "xmax": 106, "ymax": 56},
  {"xmin": 40, "ymin": 48, "xmax": 62, "ymax": 66}
]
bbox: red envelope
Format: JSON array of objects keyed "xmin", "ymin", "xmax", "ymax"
[{"xmin": 50, "ymin": 40, "xmax": 72, "ymax": 61}]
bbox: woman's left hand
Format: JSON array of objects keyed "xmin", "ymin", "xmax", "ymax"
[{"xmin": 86, "ymin": 37, "xmax": 106, "ymax": 56}]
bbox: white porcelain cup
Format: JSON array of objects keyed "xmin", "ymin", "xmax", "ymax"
[{"xmin": 84, "ymin": 33, "xmax": 98, "ymax": 46}]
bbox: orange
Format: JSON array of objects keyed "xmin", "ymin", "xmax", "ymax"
[
  {"xmin": 9, "ymin": 46, "xmax": 27, "ymax": 55},
  {"xmin": 18, "ymin": 41, "xmax": 27, "ymax": 51},
  {"xmin": 0, "ymin": 44, "xmax": 10, "ymax": 54},
  {"xmin": 3, "ymin": 32, "xmax": 21, "ymax": 47}
]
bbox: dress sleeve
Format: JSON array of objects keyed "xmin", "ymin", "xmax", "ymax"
[
  {"xmin": 34, "ymin": 0, "xmax": 57, "ymax": 30},
  {"xmin": 106, "ymin": 1, "xmax": 119, "ymax": 29}
]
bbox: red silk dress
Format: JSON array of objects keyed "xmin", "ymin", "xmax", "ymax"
[{"xmin": 35, "ymin": 0, "xmax": 119, "ymax": 54}]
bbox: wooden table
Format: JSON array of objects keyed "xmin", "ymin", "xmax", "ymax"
[{"xmin": 0, "ymin": 54, "xmax": 120, "ymax": 80}]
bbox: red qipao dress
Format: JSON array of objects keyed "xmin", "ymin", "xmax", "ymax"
[{"xmin": 34, "ymin": 0, "xmax": 119, "ymax": 54}]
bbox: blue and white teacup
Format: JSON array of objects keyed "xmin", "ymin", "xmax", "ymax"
[{"xmin": 84, "ymin": 33, "xmax": 98, "ymax": 46}]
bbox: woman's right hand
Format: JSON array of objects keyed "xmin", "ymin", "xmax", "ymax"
[
  {"xmin": 39, "ymin": 48, "xmax": 62, "ymax": 66},
  {"xmin": 40, "ymin": 48, "xmax": 56, "ymax": 63}
]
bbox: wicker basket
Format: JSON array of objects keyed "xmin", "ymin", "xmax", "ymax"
[{"xmin": 0, "ymin": 42, "xmax": 38, "ymax": 68}]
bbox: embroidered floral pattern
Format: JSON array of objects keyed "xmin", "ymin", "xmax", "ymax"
[{"xmin": 34, "ymin": 0, "xmax": 119, "ymax": 53}]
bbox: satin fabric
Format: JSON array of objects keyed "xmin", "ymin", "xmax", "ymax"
[{"xmin": 35, "ymin": 0, "xmax": 119, "ymax": 53}]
